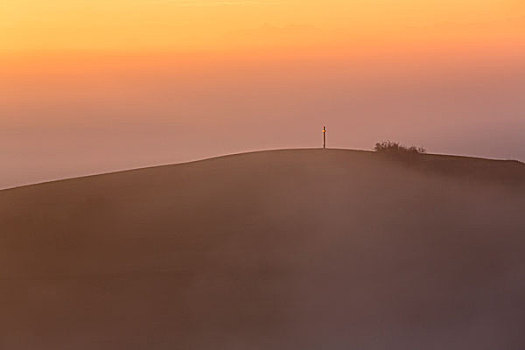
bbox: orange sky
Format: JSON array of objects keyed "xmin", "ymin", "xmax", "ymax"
[
  {"xmin": 1, "ymin": 0, "xmax": 525, "ymax": 188},
  {"xmin": 3, "ymin": 0, "xmax": 525, "ymax": 53}
]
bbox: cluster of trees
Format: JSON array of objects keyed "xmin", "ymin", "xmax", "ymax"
[{"xmin": 374, "ymin": 141, "xmax": 426, "ymax": 155}]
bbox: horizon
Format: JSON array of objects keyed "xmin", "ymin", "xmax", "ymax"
[
  {"xmin": 2, "ymin": 0, "xmax": 525, "ymax": 188},
  {"xmin": 1, "ymin": 147, "xmax": 523, "ymax": 191}
]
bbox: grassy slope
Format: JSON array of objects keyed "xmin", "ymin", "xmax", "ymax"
[{"xmin": 1, "ymin": 149, "xmax": 524, "ymax": 349}]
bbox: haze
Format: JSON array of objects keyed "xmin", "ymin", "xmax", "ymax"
[
  {"xmin": 2, "ymin": 0, "xmax": 525, "ymax": 188},
  {"xmin": 2, "ymin": 150, "xmax": 524, "ymax": 348}
]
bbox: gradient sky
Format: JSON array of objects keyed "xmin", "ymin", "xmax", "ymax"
[{"xmin": 1, "ymin": 0, "xmax": 525, "ymax": 188}]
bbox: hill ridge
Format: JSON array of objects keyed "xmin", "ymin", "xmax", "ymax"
[{"xmin": 1, "ymin": 148, "xmax": 523, "ymax": 192}]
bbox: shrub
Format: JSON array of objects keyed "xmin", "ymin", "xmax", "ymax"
[{"xmin": 374, "ymin": 141, "xmax": 426, "ymax": 155}]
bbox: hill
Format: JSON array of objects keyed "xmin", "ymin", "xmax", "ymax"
[{"xmin": 1, "ymin": 149, "xmax": 524, "ymax": 349}]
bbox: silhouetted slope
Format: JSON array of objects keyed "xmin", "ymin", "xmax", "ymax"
[{"xmin": 1, "ymin": 149, "xmax": 524, "ymax": 349}]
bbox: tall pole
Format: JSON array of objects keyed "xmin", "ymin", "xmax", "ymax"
[{"xmin": 323, "ymin": 126, "xmax": 326, "ymax": 149}]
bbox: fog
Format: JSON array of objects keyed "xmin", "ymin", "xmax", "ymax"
[
  {"xmin": 1, "ymin": 52, "xmax": 524, "ymax": 189},
  {"xmin": 1, "ymin": 149, "xmax": 524, "ymax": 349}
]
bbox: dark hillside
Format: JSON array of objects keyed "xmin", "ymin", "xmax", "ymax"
[{"xmin": 1, "ymin": 149, "xmax": 524, "ymax": 349}]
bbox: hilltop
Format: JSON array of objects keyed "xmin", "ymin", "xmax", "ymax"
[{"xmin": 1, "ymin": 149, "xmax": 524, "ymax": 349}]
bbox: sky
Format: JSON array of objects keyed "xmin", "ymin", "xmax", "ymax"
[{"xmin": 1, "ymin": 0, "xmax": 525, "ymax": 188}]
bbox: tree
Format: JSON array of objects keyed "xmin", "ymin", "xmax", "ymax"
[{"xmin": 374, "ymin": 141, "xmax": 426, "ymax": 155}]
